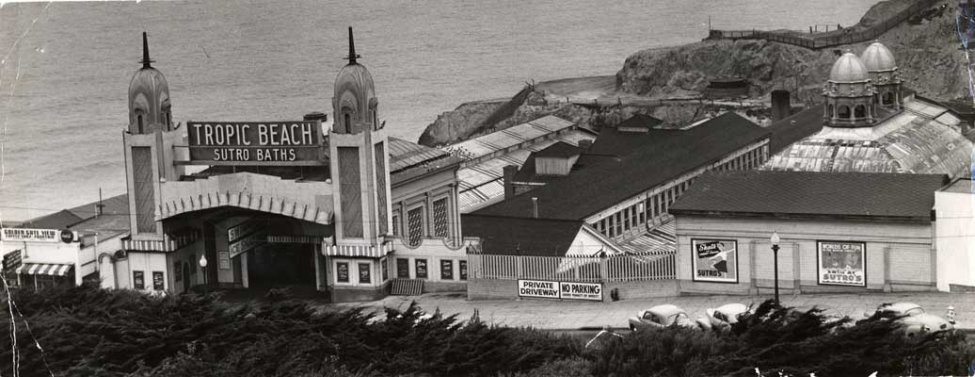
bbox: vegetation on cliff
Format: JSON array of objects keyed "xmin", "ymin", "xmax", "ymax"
[{"xmin": 2, "ymin": 285, "xmax": 974, "ymax": 376}]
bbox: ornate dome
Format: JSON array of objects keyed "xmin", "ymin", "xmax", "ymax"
[
  {"xmin": 332, "ymin": 27, "xmax": 378, "ymax": 134},
  {"xmin": 128, "ymin": 32, "xmax": 171, "ymax": 133},
  {"xmin": 828, "ymin": 51, "xmax": 870, "ymax": 82},
  {"xmin": 860, "ymin": 42, "xmax": 896, "ymax": 72}
]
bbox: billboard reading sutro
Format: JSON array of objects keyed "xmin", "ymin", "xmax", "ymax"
[{"xmin": 187, "ymin": 121, "xmax": 324, "ymax": 165}]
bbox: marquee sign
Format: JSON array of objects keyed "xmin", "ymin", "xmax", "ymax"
[
  {"xmin": 817, "ymin": 241, "xmax": 865, "ymax": 287},
  {"xmin": 186, "ymin": 121, "xmax": 324, "ymax": 165}
]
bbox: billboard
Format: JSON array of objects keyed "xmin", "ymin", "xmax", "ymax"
[
  {"xmin": 691, "ymin": 239, "xmax": 738, "ymax": 283},
  {"xmin": 559, "ymin": 282, "xmax": 603, "ymax": 301},
  {"xmin": 817, "ymin": 241, "xmax": 866, "ymax": 287},
  {"xmin": 186, "ymin": 121, "xmax": 324, "ymax": 165},
  {"xmin": 1, "ymin": 228, "xmax": 70, "ymax": 243}
]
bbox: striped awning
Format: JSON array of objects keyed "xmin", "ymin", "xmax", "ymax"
[{"xmin": 15, "ymin": 263, "xmax": 73, "ymax": 276}]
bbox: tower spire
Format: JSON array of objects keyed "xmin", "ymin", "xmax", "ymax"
[
  {"xmin": 346, "ymin": 26, "xmax": 361, "ymax": 65},
  {"xmin": 141, "ymin": 31, "xmax": 154, "ymax": 69}
]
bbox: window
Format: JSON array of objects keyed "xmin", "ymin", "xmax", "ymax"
[
  {"xmin": 407, "ymin": 206, "xmax": 424, "ymax": 246},
  {"xmin": 415, "ymin": 259, "xmax": 428, "ymax": 279},
  {"xmin": 441, "ymin": 260, "xmax": 453, "ymax": 280},
  {"xmin": 343, "ymin": 113, "xmax": 351, "ymax": 133},
  {"xmin": 336, "ymin": 262, "xmax": 350, "ymax": 283},
  {"xmin": 174, "ymin": 263, "xmax": 182, "ymax": 283},
  {"xmin": 391, "ymin": 213, "xmax": 400, "ymax": 236},
  {"xmin": 381, "ymin": 259, "xmax": 388, "ymax": 281},
  {"xmin": 358, "ymin": 263, "xmax": 371, "ymax": 284},
  {"xmin": 133, "ymin": 271, "xmax": 145, "ymax": 290},
  {"xmin": 613, "ymin": 212, "xmax": 621, "ymax": 236},
  {"xmin": 638, "ymin": 202, "xmax": 646, "ymax": 225},
  {"xmin": 838, "ymin": 105, "xmax": 851, "ymax": 119},
  {"xmin": 459, "ymin": 260, "xmax": 468, "ymax": 281},
  {"xmin": 397, "ymin": 258, "xmax": 410, "ymax": 279},
  {"xmin": 432, "ymin": 198, "xmax": 449, "ymax": 238},
  {"xmin": 137, "ymin": 114, "xmax": 144, "ymax": 133},
  {"xmin": 854, "ymin": 105, "xmax": 866, "ymax": 118}
]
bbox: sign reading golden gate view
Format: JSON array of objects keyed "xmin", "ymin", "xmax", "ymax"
[
  {"xmin": 817, "ymin": 241, "xmax": 866, "ymax": 287},
  {"xmin": 691, "ymin": 239, "xmax": 738, "ymax": 283},
  {"xmin": 187, "ymin": 121, "xmax": 323, "ymax": 165}
]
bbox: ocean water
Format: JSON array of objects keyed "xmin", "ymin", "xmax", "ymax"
[{"xmin": 0, "ymin": 0, "xmax": 877, "ymax": 222}]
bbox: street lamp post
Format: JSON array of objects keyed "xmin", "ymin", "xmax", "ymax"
[
  {"xmin": 770, "ymin": 232, "xmax": 781, "ymax": 306},
  {"xmin": 199, "ymin": 254, "xmax": 208, "ymax": 295}
]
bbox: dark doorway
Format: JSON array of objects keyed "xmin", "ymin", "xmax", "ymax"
[
  {"xmin": 246, "ymin": 243, "xmax": 316, "ymax": 289},
  {"xmin": 182, "ymin": 262, "xmax": 191, "ymax": 294}
]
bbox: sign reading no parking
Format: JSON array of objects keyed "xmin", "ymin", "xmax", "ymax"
[{"xmin": 517, "ymin": 279, "xmax": 603, "ymax": 301}]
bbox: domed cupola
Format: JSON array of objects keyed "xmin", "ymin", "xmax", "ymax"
[
  {"xmin": 822, "ymin": 50, "xmax": 877, "ymax": 128},
  {"xmin": 128, "ymin": 32, "xmax": 172, "ymax": 134},
  {"xmin": 860, "ymin": 41, "xmax": 902, "ymax": 110},
  {"xmin": 332, "ymin": 27, "xmax": 378, "ymax": 134}
]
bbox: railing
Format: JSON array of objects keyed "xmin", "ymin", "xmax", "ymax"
[
  {"xmin": 468, "ymin": 251, "xmax": 676, "ymax": 282},
  {"xmin": 706, "ymin": 0, "xmax": 939, "ymax": 50}
]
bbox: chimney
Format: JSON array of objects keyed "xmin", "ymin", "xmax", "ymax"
[
  {"xmin": 304, "ymin": 112, "xmax": 328, "ymax": 122},
  {"xmin": 771, "ymin": 90, "xmax": 791, "ymax": 122},
  {"xmin": 531, "ymin": 197, "xmax": 539, "ymax": 218},
  {"xmin": 503, "ymin": 165, "xmax": 518, "ymax": 199},
  {"xmin": 578, "ymin": 139, "xmax": 593, "ymax": 150},
  {"xmin": 96, "ymin": 188, "xmax": 105, "ymax": 217}
]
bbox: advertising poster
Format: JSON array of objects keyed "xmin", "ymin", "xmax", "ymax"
[
  {"xmin": 560, "ymin": 282, "xmax": 602, "ymax": 301},
  {"xmin": 358, "ymin": 263, "xmax": 371, "ymax": 284},
  {"xmin": 218, "ymin": 251, "xmax": 231, "ymax": 270},
  {"xmin": 440, "ymin": 260, "xmax": 453, "ymax": 280},
  {"xmin": 415, "ymin": 259, "xmax": 428, "ymax": 279},
  {"xmin": 152, "ymin": 271, "xmax": 165, "ymax": 291},
  {"xmin": 691, "ymin": 239, "xmax": 738, "ymax": 283},
  {"xmin": 337, "ymin": 262, "xmax": 349, "ymax": 283},
  {"xmin": 133, "ymin": 271, "xmax": 145, "ymax": 290},
  {"xmin": 817, "ymin": 241, "xmax": 866, "ymax": 286},
  {"xmin": 459, "ymin": 261, "xmax": 468, "ymax": 280},
  {"xmin": 397, "ymin": 258, "xmax": 410, "ymax": 279},
  {"xmin": 517, "ymin": 279, "xmax": 560, "ymax": 299}
]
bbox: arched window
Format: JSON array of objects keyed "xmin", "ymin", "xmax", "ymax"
[
  {"xmin": 137, "ymin": 113, "xmax": 144, "ymax": 133},
  {"xmin": 854, "ymin": 105, "xmax": 865, "ymax": 118},
  {"xmin": 837, "ymin": 105, "xmax": 851, "ymax": 120},
  {"xmin": 882, "ymin": 92, "xmax": 894, "ymax": 105},
  {"xmin": 828, "ymin": 104, "xmax": 834, "ymax": 119},
  {"xmin": 343, "ymin": 113, "xmax": 352, "ymax": 134}
]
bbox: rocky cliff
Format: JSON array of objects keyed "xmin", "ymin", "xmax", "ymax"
[{"xmin": 616, "ymin": 0, "xmax": 966, "ymax": 104}]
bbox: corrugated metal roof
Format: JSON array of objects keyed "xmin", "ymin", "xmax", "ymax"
[
  {"xmin": 448, "ymin": 115, "xmax": 576, "ymax": 160},
  {"xmin": 388, "ymin": 137, "xmax": 449, "ymax": 172}
]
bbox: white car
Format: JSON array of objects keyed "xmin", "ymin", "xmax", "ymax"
[
  {"xmin": 698, "ymin": 303, "xmax": 751, "ymax": 331},
  {"xmin": 628, "ymin": 304, "xmax": 698, "ymax": 332},
  {"xmin": 866, "ymin": 302, "xmax": 954, "ymax": 337}
]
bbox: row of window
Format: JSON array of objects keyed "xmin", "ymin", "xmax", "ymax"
[
  {"xmin": 391, "ymin": 196, "xmax": 452, "ymax": 246},
  {"xmin": 592, "ymin": 145, "xmax": 767, "ymax": 239}
]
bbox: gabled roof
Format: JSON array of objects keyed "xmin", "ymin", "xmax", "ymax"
[
  {"xmin": 616, "ymin": 114, "xmax": 664, "ymax": 132},
  {"xmin": 535, "ymin": 141, "xmax": 581, "ymax": 158},
  {"xmin": 17, "ymin": 210, "xmax": 83, "ymax": 230},
  {"xmin": 462, "ymin": 214, "xmax": 584, "ymax": 256},
  {"xmin": 474, "ymin": 112, "xmax": 770, "ymax": 220},
  {"xmin": 766, "ymin": 103, "xmax": 825, "ymax": 154},
  {"xmin": 670, "ymin": 170, "xmax": 947, "ymax": 222}
]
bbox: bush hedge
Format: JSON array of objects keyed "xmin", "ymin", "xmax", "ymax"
[{"xmin": 0, "ymin": 285, "xmax": 972, "ymax": 376}]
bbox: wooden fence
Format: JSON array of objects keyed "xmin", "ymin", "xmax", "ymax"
[
  {"xmin": 706, "ymin": 0, "xmax": 940, "ymax": 50},
  {"xmin": 467, "ymin": 251, "xmax": 676, "ymax": 282}
]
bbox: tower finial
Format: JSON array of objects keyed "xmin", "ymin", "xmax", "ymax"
[
  {"xmin": 141, "ymin": 31, "xmax": 154, "ymax": 68},
  {"xmin": 346, "ymin": 26, "xmax": 361, "ymax": 65}
]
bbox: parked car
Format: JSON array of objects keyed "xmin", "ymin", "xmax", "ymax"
[
  {"xmin": 628, "ymin": 304, "xmax": 698, "ymax": 331},
  {"xmin": 789, "ymin": 305, "xmax": 853, "ymax": 331},
  {"xmin": 698, "ymin": 303, "xmax": 751, "ymax": 331},
  {"xmin": 864, "ymin": 302, "xmax": 954, "ymax": 337}
]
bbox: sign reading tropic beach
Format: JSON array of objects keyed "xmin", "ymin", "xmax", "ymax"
[
  {"xmin": 187, "ymin": 121, "xmax": 324, "ymax": 164},
  {"xmin": 817, "ymin": 241, "xmax": 865, "ymax": 287},
  {"xmin": 691, "ymin": 239, "xmax": 738, "ymax": 283}
]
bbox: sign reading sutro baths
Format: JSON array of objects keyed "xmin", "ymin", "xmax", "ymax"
[{"xmin": 186, "ymin": 121, "xmax": 324, "ymax": 165}]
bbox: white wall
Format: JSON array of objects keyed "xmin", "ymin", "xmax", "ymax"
[
  {"xmin": 675, "ymin": 215, "xmax": 934, "ymax": 294},
  {"xmin": 935, "ymin": 190, "xmax": 975, "ymax": 291}
]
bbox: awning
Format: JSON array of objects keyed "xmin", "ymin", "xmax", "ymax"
[{"xmin": 15, "ymin": 263, "xmax": 73, "ymax": 276}]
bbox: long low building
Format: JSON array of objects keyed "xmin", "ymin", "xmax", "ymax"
[{"xmin": 670, "ymin": 170, "xmax": 948, "ymax": 294}]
